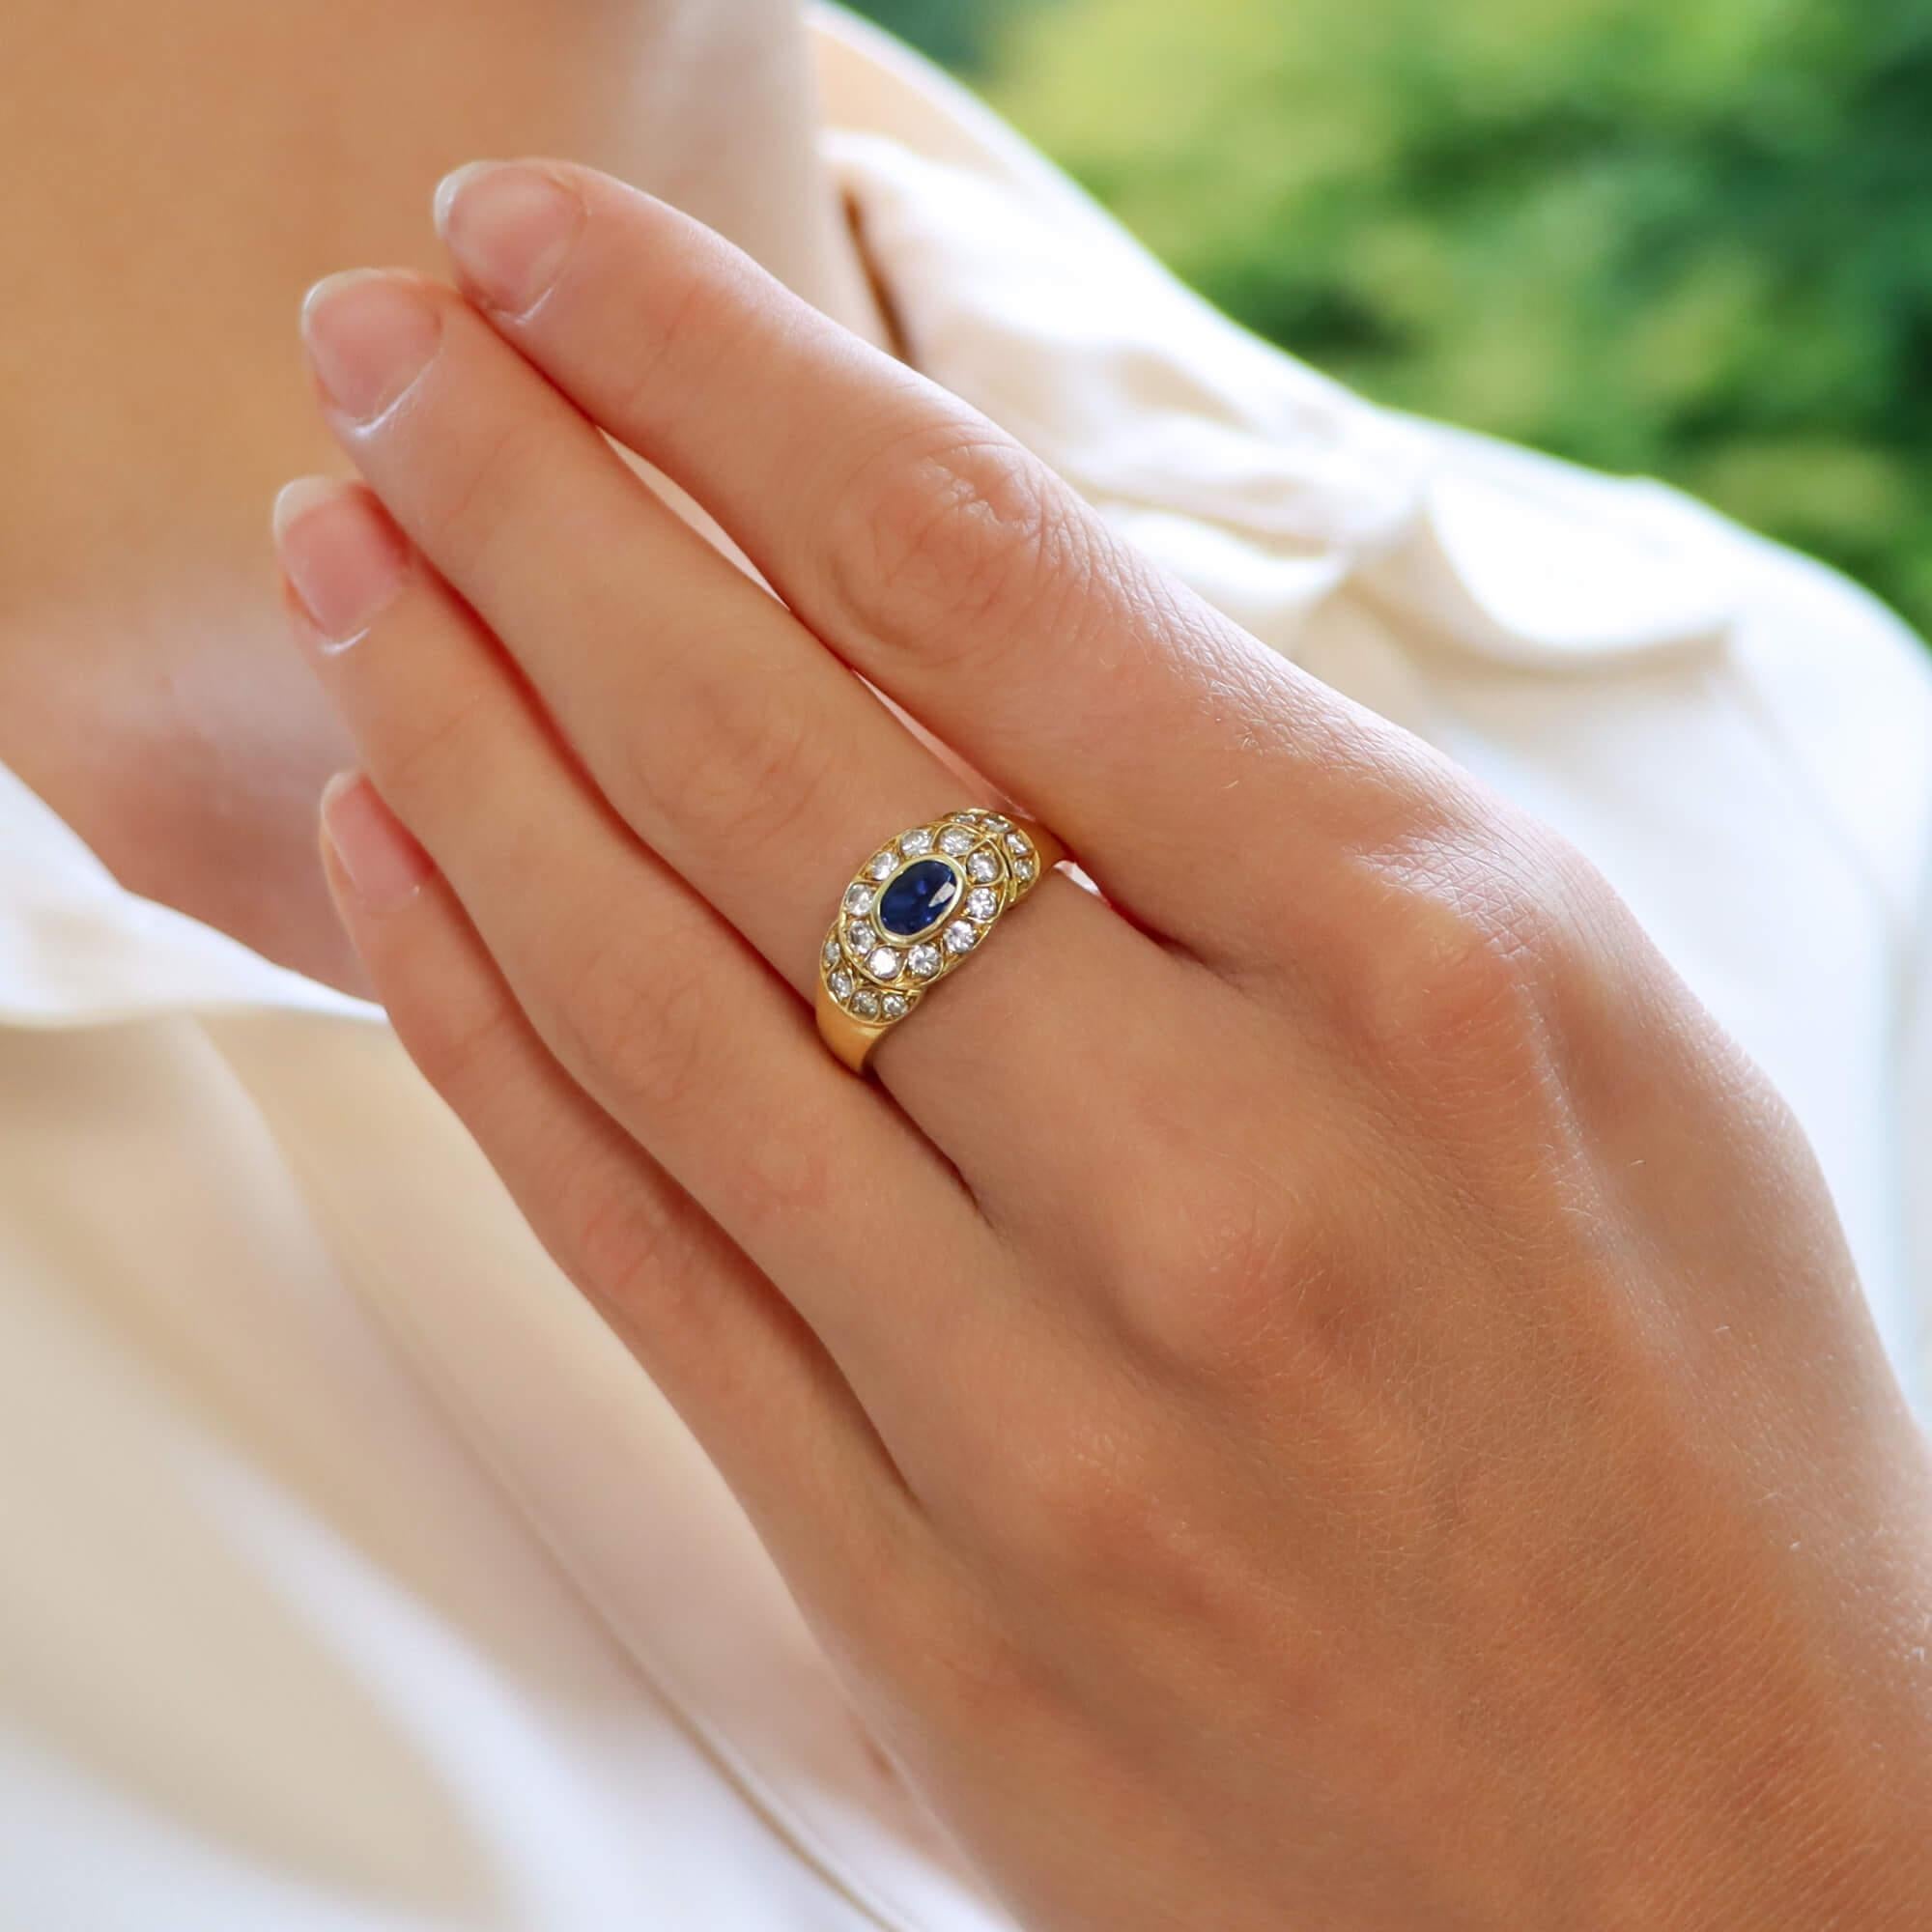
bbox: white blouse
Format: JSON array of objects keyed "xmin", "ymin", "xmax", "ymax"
[{"xmin": 2, "ymin": 9, "xmax": 1927, "ymax": 1926}]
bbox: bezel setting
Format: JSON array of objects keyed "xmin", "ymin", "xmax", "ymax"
[
  {"xmin": 871, "ymin": 852, "xmax": 967, "ymax": 943},
  {"xmin": 817, "ymin": 809, "xmax": 1052, "ymax": 1036}
]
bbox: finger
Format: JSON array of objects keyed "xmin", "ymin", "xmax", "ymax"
[
  {"xmin": 296, "ymin": 266, "xmax": 953, "ymax": 997},
  {"xmin": 294, "ymin": 270, "xmax": 1184, "ymax": 1199},
  {"xmin": 432, "ymin": 159, "xmax": 1398, "ymax": 957},
  {"xmin": 316, "ymin": 774, "xmax": 923, "ymax": 1605},
  {"xmin": 273, "ymin": 475, "xmax": 989, "ymax": 1408}
]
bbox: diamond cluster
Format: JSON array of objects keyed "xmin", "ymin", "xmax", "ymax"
[{"xmin": 820, "ymin": 810, "xmax": 1043, "ymax": 1027}]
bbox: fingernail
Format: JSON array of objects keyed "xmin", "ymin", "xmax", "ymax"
[
  {"xmin": 434, "ymin": 160, "xmax": 584, "ymax": 318},
  {"xmin": 301, "ymin": 270, "xmax": 442, "ymax": 424},
  {"xmin": 273, "ymin": 477, "xmax": 409, "ymax": 648},
  {"xmin": 320, "ymin": 772, "xmax": 433, "ymax": 912}
]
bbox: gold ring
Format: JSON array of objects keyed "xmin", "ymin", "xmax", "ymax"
[{"xmin": 816, "ymin": 808, "xmax": 1064, "ymax": 1073}]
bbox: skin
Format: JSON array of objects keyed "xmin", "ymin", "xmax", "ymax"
[
  {"xmin": 0, "ymin": 0, "xmax": 880, "ymax": 989},
  {"xmin": 271, "ymin": 161, "xmax": 1932, "ymax": 1928}
]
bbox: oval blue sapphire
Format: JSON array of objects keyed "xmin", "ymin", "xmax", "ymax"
[{"xmin": 876, "ymin": 859, "xmax": 960, "ymax": 938}]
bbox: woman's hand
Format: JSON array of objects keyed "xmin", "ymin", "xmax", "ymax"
[{"xmin": 274, "ymin": 161, "xmax": 1932, "ymax": 1930}]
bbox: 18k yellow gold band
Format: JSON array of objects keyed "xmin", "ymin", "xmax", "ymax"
[{"xmin": 815, "ymin": 808, "xmax": 1065, "ymax": 1073}]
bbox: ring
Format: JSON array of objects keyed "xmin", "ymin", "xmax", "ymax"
[{"xmin": 816, "ymin": 808, "xmax": 1065, "ymax": 1073}]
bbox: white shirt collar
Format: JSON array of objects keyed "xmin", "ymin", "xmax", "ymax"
[{"xmin": 0, "ymin": 759, "xmax": 377, "ymax": 1028}]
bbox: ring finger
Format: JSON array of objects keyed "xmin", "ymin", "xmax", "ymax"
[{"xmin": 271, "ymin": 474, "xmax": 990, "ymax": 1431}]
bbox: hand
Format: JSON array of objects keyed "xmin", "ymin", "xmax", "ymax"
[{"xmin": 275, "ymin": 161, "xmax": 1932, "ymax": 1930}]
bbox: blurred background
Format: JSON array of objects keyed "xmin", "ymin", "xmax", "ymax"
[{"xmin": 849, "ymin": 0, "xmax": 1932, "ymax": 643}]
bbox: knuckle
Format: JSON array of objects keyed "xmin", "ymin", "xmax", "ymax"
[
  {"xmin": 826, "ymin": 418, "xmax": 1093, "ymax": 666},
  {"xmin": 1124, "ymin": 1184, "xmax": 1297, "ymax": 1379},
  {"xmin": 388, "ymin": 953, "xmax": 713, "ymax": 1331},
  {"xmin": 549, "ymin": 1153, "xmax": 698, "ymax": 1326},
  {"xmin": 1024, "ymin": 1444, "xmax": 1161, "ymax": 1577},
  {"xmin": 608, "ymin": 244, "xmax": 755, "ymax": 440},
  {"xmin": 401, "ymin": 970, "xmax": 517, "ymax": 1108},
  {"xmin": 1377, "ymin": 901, "xmax": 1540, "ymax": 1060},
  {"xmin": 420, "ymin": 411, "xmax": 553, "ymax": 570},
  {"xmin": 723, "ymin": 1120, "xmax": 842, "ymax": 1252},
  {"xmin": 542, "ymin": 918, "xmax": 716, "ymax": 1120},
  {"xmin": 999, "ymin": 1422, "xmax": 1244, "ymax": 1632},
  {"xmin": 983, "ymin": 1395, "xmax": 1170, "ymax": 1577},
  {"xmin": 624, "ymin": 663, "xmax": 845, "ymax": 851},
  {"xmin": 1344, "ymin": 814, "xmax": 1584, "ymax": 1073},
  {"xmin": 1086, "ymin": 1133, "xmax": 1298, "ymax": 1379}
]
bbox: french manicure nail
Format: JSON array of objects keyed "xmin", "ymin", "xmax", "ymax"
[
  {"xmin": 273, "ymin": 477, "xmax": 409, "ymax": 648},
  {"xmin": 301, "ymin": 270, "xmax": 442, "ymax": 424},
  {"xmin": 320, "ymin": 772, "xmax": 433, "ymax": 913},
  {"xmin": 434, "ymin": 160, "xmax": 584, "ymax": 318}
]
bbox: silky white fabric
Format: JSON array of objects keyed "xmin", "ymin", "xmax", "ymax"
[{"xmin": 2, "ymin": 10, "xmax": 1927, "ymax": 1926}]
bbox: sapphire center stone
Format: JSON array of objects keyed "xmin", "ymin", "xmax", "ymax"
[{"xmin": 876, "ymin": 859, "xmax": 961, "ymax": 938}]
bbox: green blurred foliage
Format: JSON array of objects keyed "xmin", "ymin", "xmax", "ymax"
[
  {"xmin": 850, "ymin": 0, "xmax": 1932, "ymax": 639},
  {"xmin": 847, "ymin": 0, "xmax": 1027, "ymax": 71}
]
